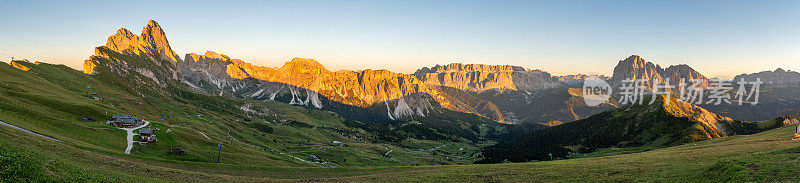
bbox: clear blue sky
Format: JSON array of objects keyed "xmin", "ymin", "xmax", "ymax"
[{"xmin": 1, "ymin": 0, "xmax": 798, "ymax": 78}]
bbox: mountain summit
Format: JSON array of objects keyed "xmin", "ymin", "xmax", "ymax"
[
  {"xmin": 103, "ymin": 20, "xmax": 181, "ymax": 63},
  {"xmin": 84, "ymin": 20, "xmax": 181, "ymax": 84},
  {"xmin": 609, "ymin": 55, "xmax": 708, "ymax": 91}
]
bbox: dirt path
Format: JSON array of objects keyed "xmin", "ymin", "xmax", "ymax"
[
  {"xmin": 170, "ymin": 125, "xmax": 212, "ymax": 140},
  {"xmin": 121, "ymin": 120, "xmax": 150, "ymax": 154},
  {"xmin": 0, "ymin": 120, "xmax": 62, "ymax": 142}
]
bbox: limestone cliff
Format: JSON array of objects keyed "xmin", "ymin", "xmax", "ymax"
[
  {"xmin": 413, "ymin": 63, "xmax": 562, "ymax": 92},
  {"xmin": 181, "ymin": 52, "xmax": 458, "ymax": 120}
]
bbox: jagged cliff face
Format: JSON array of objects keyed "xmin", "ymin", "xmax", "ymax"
[
  {"xmin": 180, "ymin": 51, "xmax": 451, "ymax": 120},
  {"xmin": 84, "ymin": 20, "xmax": 181, "ymax": 84},
  {"xmin": 413, "ymin": 63, "xmax": 562, "ymax": 92},
  {"xmin": 83, "ymin": 20, "xmax": 492, "ymax": 122},
  {"xmin": 734, "ymin": 68, "xmax": 800, "ymax": 84},
  {"xmin": 79, "ymin": 20, "xmax": 615, "ymax": 124},
  {"xmin": 103, "ymin": 20, "xmax": 181, "ymax": 63},
  {"xmin": 609, "ymin": 55, "xmax": 709, "ymax": 91},
  {"xmin": 410, "ymin": 63, "xmax": 568, "ymax": 124}
]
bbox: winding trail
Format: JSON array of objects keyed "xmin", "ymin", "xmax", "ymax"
[
  {"xmin": 121, "ymin": 120, "xmax": 149, "ymax": 154},
  {"xmin": 170, "ymin": 125, "xmax": 212, "ymax": 140},
  {"xmin": 0, "ymin": 120, "xmax": 62, "ymax": 142}
]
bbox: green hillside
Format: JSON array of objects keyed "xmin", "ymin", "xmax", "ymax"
[
  {"xmin": 476, "ymin": 95, "xmax": 777, "ymax": 163},
  {"xmin": 3, "ymin": 104, "xmax": 799, "ymax": 181},
  {"xmin": 0, "ymin": 61, "xmax": 491, "ymax": 170}
]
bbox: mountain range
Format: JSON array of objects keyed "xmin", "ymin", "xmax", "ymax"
[
  {"xmin": 82, "ymin": 20, "xmax": 606, "ymax": 125},
  {"xmin": 81, "ymin": 20, "xmax": 800, "ymax": 127}
]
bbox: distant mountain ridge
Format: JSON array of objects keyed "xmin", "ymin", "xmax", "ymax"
[
  {"xmin": 557, "ymin": 74, "xmax": 610, "ymax": 86},
  {"xmin": 82, "ymin": 20, "xmax": 799, "ymax": 126},
  {"xmin": 413, "ymin": 63, "xmax": 562, "ymax": 93},
  {"xmin": 734, "ymin": 68, "xmax": 800, "ymax": 84},
  {"xmin": 83, "ymin": 20, "xmax": 592, "ymax": 124}
]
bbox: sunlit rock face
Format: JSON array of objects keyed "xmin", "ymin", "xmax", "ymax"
[
  {"xmin": 103, "ymin": 20, "xmax": 181, "ymax": 63},
  {"xmin": 609, "ymin": 55, "xmax": 709, "ymax": 91},
  {"xmin": 82, "ymin": 20, "xmax": 509, "ymax": 122},
  {"xmin": 180, "ymin": 52, "xmax": 453, "ymax": 120},
  {"xmin": 413, "ymin": 63, "xmax": 562, "ymax": 93},
  {"xmin": 10, "ymin": 61, "xmax": 30, "ymax": 71},
  {"xmin": 83, "ymin": 20, "xmax": 180, "ymax": 84}
]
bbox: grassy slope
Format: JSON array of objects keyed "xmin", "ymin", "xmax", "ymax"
[
  {"xmin": 0, "ymin": 61, "xmax": 483, "ymax": 169},
  {"xmin": 3, "ymin": 111, "xmax": 799, "ymax": 182},
  {"xmin": 328, "ymin": 125, "xmax": 800, "ymax": 182}
]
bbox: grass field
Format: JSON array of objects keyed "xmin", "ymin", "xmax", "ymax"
[{"xmin": 3, "ymin": 113, "xmax": 799, "ymax": 182}]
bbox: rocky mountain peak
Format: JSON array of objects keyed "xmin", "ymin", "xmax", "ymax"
[
  {"xmin": 280, "ymin": 57, "xmax": 327, "ymax": 72},
  {"xmin": 140, "ymin": 20, "xmax": 180, "ymax": 63},
  {"xmin": 100, "ymin": 20, "xmax": 181, "ymax": 63},
  {"xmin": 105, "ymin": 28, "xmax": 138, "ymax": 54},
  {"xmin": 610, "ymin": 55, "xmax": 708, "ymax": 91},
  {"xmin": 205, "ymin": 51, "xmax": 227, "ymax": 59}
]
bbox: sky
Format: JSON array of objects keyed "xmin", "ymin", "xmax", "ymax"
[{"xmin": 1, "ymin": 0, "xmax": 798, "ymax": 78}]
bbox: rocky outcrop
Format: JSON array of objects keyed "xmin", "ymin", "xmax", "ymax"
[
  {"xmin": 413, "ymin": 63, "xmax": 562, "ymax": 93},
  {"xmin": 777, "ymin": 116, "xmax": 800, "ymax": 126},
  {"xmin": 733, "ymin": 68, "xmax": 800, "ymax": 84},
  {"xmin": 609, "ymin": 55, "xmax": 709, "ymax": 91},
  {"xmin": 10, "ymin": 60, "xmax": 31, "ymax": 71}
]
